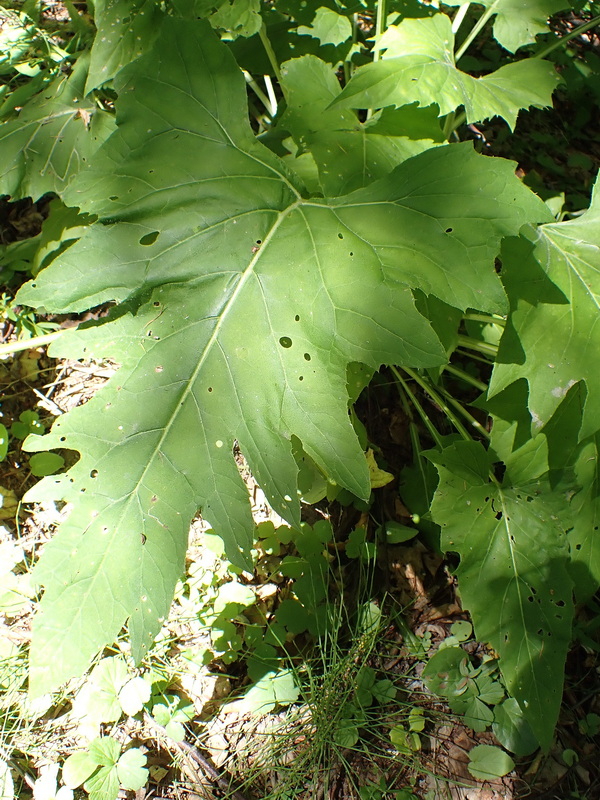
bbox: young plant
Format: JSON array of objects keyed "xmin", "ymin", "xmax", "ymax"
[{"xmin": 0, "ymin": 0, "xmax": 597, "ymax": 758}]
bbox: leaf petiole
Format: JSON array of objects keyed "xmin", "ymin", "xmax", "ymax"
[{"xmin": 454, "ymin": 2, "xmax": 498, "ymax": 61}]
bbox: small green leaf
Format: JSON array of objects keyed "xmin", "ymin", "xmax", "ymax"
[
  {"xmin": 29, "ymin": 452, "xmax": 65, "ymax": 477},
  {"xmin": 562, "ymin": 748, "xmax": 578, "ymax": 767},
  {"xmin": 165, "ymin": 720, "xmax": 186, "ymax": 741},
  {"xmin": 118, "ymin": 676, "xmax": 151, "ymax": 717},
  {"xmin": 451, "ymin": 694, "xmax": 494, "ymax": 732},
  {"xmin": 334, "ymin": 719, "xmax": 360, "ymax": 747},
  {"xmin": 116, "ymin": 748, "xmax": 148, "ymax": 790},
  {"xmin": 226, "ymin": 670, "xmax": 299, "ymax": 715},
  {"xmin": 467, "ymin": 744, "xmax": 515, "ymax": 781},
  {"xmin": 346, "ymin": 527, "xmax": 376, "ymax": 560},
  {"xmin": 492, "ymin": 698, "xmax": 539, "ymax": 756},
  {"xmin": 390, "ymin": 725, "xmax": 421, "ymax": 753},
  {"xmin": 385, "ymin": 521, "xmax": 417, "ymax": 544},
  {"xmin": 450, "ymin": 621, "xmax": 472, "ymax": 642},
  {"xmin": 475, "ymin": 674, "xmax": 505, "ymax": 706},
  {"xmin": 74, "ymin": 657, "xmax": 129, "ymax": 724},
  {"xmin": 88, "ymin": 737, "xmax": 120, "ymax": 767},
  {"xmin": 84, "ymin": 765, "xmax": 119, "ymax": 800},
  {"xmin": 62, "ymin": 751, "xmax": 99, "ymax": 789},
  {"xmin": 408, "ymin": 708, "xmax": 425, "ymax": 732},
  {"xmin": 372, "ymin": 678, "xmax": 397, "ymax": 704},
  {"xmin": 297, "ymin": 7, "xmax": 352, "ymax": 46}
]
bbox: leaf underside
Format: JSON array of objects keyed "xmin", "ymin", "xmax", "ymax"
[{"xmin": 18, "ymin": 18, "xmax": 550, "ymax": 695}]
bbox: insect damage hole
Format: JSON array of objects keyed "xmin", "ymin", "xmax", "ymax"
[
  {"xmin": 279, "ymin": 336, "xmax": 292, "ymax": 348},
  {"xmin": 139, "ymin": 231, "xmax": 159, "ymax": 246}
]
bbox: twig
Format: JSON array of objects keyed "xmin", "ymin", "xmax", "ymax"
[{"xmin": 142, "ymin": 712, "xmax": 250, "ymax": 800}]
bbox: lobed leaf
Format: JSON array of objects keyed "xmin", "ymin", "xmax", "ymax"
[
  {"xmin": 280, "ymin": 55, "xmax": 444, "ymax": 196},
  {"xmin": 18, "ymin": 19, "xmax": 550, "ymax": 696},
  {"xmin": 332, "ymin": 14, "xmax": 560, "ymax": 129},
  {"xmin": 429, "ymin": 440, "xmax": 573, "ymax": 750}
]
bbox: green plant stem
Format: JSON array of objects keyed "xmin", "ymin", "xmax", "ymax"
[
  {"xmin": 263, "ymin": 74, "xmax": 277, "ymax": 116},
  {"xmin": 452, "ymin": 3, "xmax": 471, "ymax": 35},
  {"xmin": 391, "ymin": 366, "xmax": 444, "ymax": 448},
  {"xmin": 374, "ymin": 0, "xmax": 387, "ymax": 61},
  {"xmin": 455, "ymin": 3, "xmax": 497, "ymax": 61},
  {"xmin": 437, "ymin": 382, "xmax": 491, "ymax": 440},
  {"xmin": 457, "ymin": 334, "xmax": 498, "ymax": 358},
  {"xmin": 443, "ymin": 363, "xmax": 488, "ymax": 392},
  {"xmin": 243, "ymin": 71, "xmax": 273, "ymax": 118},
  {"xmin": 0, "ymin": 330, "xmax": 65, "ymax": 357},
  {"xmin": 401, "ymin": 366, "xmax": 475, "ymax": 442},
  {"xmin": 535, "ymin": 14, "xmax": 600, "ymax": 59},
  {"xmin": 259, "ymin": 22, "xmax": 282, "ymax": 86},
  {"xmin": 463, "ymin": 312, "xmax": 506, "ymax": 327}
]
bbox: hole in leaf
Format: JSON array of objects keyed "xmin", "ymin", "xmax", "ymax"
[
  {"xmin": 338, "ymin": 233, "xmax": 343, "ymax": 239},
  {"xmin": 299, "ymin": 376, "xmax": 304, "ymax": 381},
  {"xmin": 294, "ymin": 315, "xmax": 300, "ymax": 321},
  {"xmin": 208, "ymin": 387, "xmax": 213, "ymax": 392},
  {"xmin": 303, "ymin": 353, "xmax": 311, "ymax": 361},
  {"xmin": 495, "ymin": 511, "xmax": 503, "ymax": 520},
  {"xmin": 279, "ymin": 336, "xmax": 292, "ymax": 348},
  {"xmin": 109, "ymin": 195, "xmax": 118, "ymax": 201},
  {"xmin": 445, "ymin": 227, "xmax": 453, "ymax": 233},
  {"xmin": 90, "ymin": 469, "xmax": 98, "ymax": 478},
  {"xmin": 139, "ymin": 231, "xmax": 159, "ymax": 246},
  {"xmin": 153, "ymin": 301, "xmax": 160, "ymax": 307}
]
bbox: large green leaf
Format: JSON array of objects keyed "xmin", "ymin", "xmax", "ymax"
[
  {"xmin": 0, "ymin": 54, "xmax": 114, "ymax": 200},
  {"xmin": 280, "ymin": 55, "xmax": 444, "ymax": 195},
  {"xmin": 332, "ymin": 14, "xmax": 560, "ymax": 129},
  {"xmin": 18, "ymin": 19, "xmax": 549, "ymax": 695},
  {"xmin": 428, "ymin": 440, "xmax": 573, "ymax": 751},
  {"xmin": 490, "ymin": 180, "xmax": 600, "ymax": 440}
]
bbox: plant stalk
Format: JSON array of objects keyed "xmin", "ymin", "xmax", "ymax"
[
  {"xmin": 463, "ymin": 312, "xmax": 506, "ymax": 326},
  {"xmin": 457, "ymin": 334, "xmax": 498, "ymax": 357},
  {"xmin": 373, "ymin": 0, "xmax": 387, "ymax": 61},
  {"xmin": 259, "ymin": 22, "xmax": 283, "ymax": 86},
  {"xmin": 0, "ymin": 329, "xmax": 65, "ymax": 357},
  {"xmin": 455, "ymin": 2, "xmax": 498, "ymax": 61},
  {"xmin": 443, "ymin": 363, "xmax": 488, "ymax": 392},
  {"xmin": 243, "ymin": 70, "xmax": 273, "ymax": 117},
  {"xmin": 401, "ymin": 366, "xmax": 475, "ymax": 442},
  {"xmin": 391, "ymin": 366, "xmax": 444, "ymax": 448},
  {"xmin": 452, "ymin": 2, "xmax": 471, "ymax": 35},
  {"xmin": 535, "ymin": 14, "xmax": 600, "ymax": 59}
]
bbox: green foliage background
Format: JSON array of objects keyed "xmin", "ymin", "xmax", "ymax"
[{"xmin": 1, "ymin": 0, "xmax": 599, "ymax": 755}]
